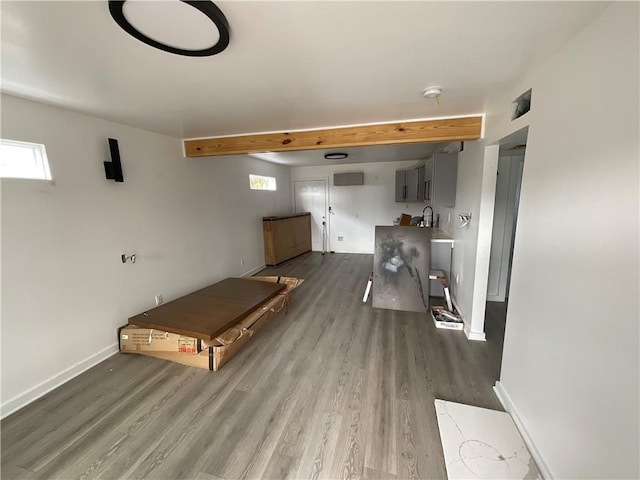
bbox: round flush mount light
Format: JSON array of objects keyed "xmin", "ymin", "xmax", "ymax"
[
  {"xmin": 109, "ymin": 0, "xmax": 230, "ymax": 57},
  {"xmin": 324, "ymin": 153, "xmax": 349, "ymax": 160},
  {"xmin": 423, "ymin": 86, "xmax": 442, "ymax": 99}
]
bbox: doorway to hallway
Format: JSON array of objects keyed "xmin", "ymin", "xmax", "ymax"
[{"xmin": 293, "ymin": 179, "xmax": 328, "ymax": 252}]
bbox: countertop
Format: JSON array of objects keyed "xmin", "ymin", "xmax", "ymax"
[
  {"xmin": 429, "ymin": 227, "xmax": 454, "ymax": 243},
  {"xmin": 391, "ymin": 225, "xmax": 453, "ymax": 243},
  {"xmin": 263, "ymin": 212, "xmax": 310, "ymax": 221}
]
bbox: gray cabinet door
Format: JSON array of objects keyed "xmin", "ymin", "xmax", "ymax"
[
  {"xmin": 423, "ymin": 158, "xmax": 434, "ymax": 202},
  {"xmin": 395, "ymin": 170, "xmax": 406, "ymax": 202},
  {"xmin": 406, "ymin": 167, "xmax": 419, "ymax": 202},
  {"xmin": 417, "ymin": 165, "xmax": 426, "ymax": 201},
  {"xmin": 434, "ymin": 153, "xmax": 457, "ymax": 207}
]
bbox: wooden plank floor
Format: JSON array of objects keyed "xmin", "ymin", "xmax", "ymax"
[{"xmin": 1, "ymin": 253, "xmax": 507, "ymax": 480}]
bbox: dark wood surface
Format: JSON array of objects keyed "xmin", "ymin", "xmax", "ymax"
[
  {"xmin": 128, "ymin": 278, "xmax": 285, "ymax": 341},
  {"xmin": 262, "ymin": 212, "xmax": 310, "ymax": 221},
  {"xmin": 1, "ymin": 253, "xmax": 507, "ymax": 480}
]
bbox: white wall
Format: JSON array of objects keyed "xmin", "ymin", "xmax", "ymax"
[
  {"xmin": 292, "ymin": 161, "xmax": 429, "ymax": 254},
  {"xmin": 485, "ymin": 3, "xmax": 639, "ymax": 478},
  {"xmin": 0, "ymin": 94, "xmax": 292, "ymax": 415},
  {"xmin": 442, "ymin": 142, "xmax": 498, "ymax": 340}
]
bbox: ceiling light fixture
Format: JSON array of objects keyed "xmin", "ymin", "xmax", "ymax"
[
  {"xmin": 108, "ymin": 0, "xmax": 230, "ymax": 57},
  {"xmin": 324, "ymin": 153, "xmax": 349, "ymax": 160},
  {"xmin": 423, "ymin": 86, "xmax": 442, "ymax": 98}
]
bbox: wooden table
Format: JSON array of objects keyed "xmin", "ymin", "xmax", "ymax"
[{"xmin": 128, "ymin": 278, "xmax": 286, "ymax": 341}]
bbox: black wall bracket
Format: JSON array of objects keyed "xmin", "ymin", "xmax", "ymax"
[{"xmin": 104, "ymin": 138, "xmax": 124, "ymax": 182}]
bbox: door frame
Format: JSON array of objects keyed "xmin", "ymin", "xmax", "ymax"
[{"xmin": 292, "ymin": 177, "xmax": 330, "ymax": 252}]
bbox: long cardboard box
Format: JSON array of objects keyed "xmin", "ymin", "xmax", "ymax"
[
  {"xmin": 125, "ymin": 276, "xmax": 303, "ymax": 370},
  {"xmin": 135, "ymin": 290, "xmax": 282, "ymax": 370},
  {"xmin": 119, "ymin": 325, "xmax": 203, "ymax": 354}
]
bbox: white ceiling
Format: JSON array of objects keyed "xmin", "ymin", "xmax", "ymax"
[
  {"xmin": 249, "ymin": 141, "xmax": 446, "ymax": 167},
  {"xmin": 1, "ymin": 1, "xmax": 608, "ymax": 141}
]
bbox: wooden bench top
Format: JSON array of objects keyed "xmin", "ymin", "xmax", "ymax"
[{"xmin": 128, "ymin": 278, "xmax": 286, "ymax": 341}]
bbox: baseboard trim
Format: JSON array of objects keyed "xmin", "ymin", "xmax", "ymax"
[
  {"xmin": 242, "ymin": 264, "xmax": 267, "ymax": 277},
  {"xmin": 451, "ymin": 296, "xmax": 486, "ymax": 341},
  {"xmin": 464, "ymin": 327, "xmax": 486, "ymax": 341},
  {"xmin": 1, "ymin": 343, "xmax": 119, "ymax": 419},
  {"xmin": 494, "ymin": 381, "xmax": 553, "ymax": 479}
]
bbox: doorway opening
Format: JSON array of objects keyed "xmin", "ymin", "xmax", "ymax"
[
  {"xmin": 484, "ymin": 127, "xmax": 527, "ymax": 360},
  {"xmin": 293, "ymin": 179, "xmax": 329, "ymax": 252}
]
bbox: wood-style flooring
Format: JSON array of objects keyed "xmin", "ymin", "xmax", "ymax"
[{"xmin": 1, "ymin": 253, "xmax": 507, "ymax": 480}]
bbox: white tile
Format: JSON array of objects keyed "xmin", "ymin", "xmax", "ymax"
[{"xmin": 435, "ymin": 400, "xmax": 541, "ymax": 480}]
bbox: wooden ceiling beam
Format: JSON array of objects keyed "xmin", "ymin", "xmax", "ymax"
[{"xmin": 183, "ymin": 116, "xmax": 482, "ymax": 157}]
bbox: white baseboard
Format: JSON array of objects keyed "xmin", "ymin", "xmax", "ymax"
[
  {"xmin": 451, "ymin": 296, "xmax": 486, "ymax": 341},
  {"xmin": 242, "ymin": 264, "xmax": 266, "ymax": 277},
  {"xmin": 1, "ymin": 343, "xmax": 119, "ymax": 419},
  {"xmin": 464, "ymin": 327, "xmax": 486, "ymax": 341},
  {"xmin": 494, "ymin": 381, "xmax": 553, "ymax": 479}
]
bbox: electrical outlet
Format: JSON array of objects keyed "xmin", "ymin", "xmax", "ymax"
[
  {"xmin": 338, "ymin": 236, "xmax": 344, "ymax": 241},
  {"xmin": 155, "ymin": 294, "xmax": 164, "ymax": 306},
  {"xmin": 240, "ymin": 258, "xmax": 244, "ymax": 267}
]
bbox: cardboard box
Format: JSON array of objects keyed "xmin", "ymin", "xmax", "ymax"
[
  {"xmin": 137, "ymin": 291, "xmax": 281, "ymax": 371},
  {"xmin": 125, "ymin": 276, "xmax": 302, "ymax": 370},
  {"xmin": 431, "ymin": 305, "xmax": 464, "ymax": 331},
  {"xmin": 119, "ymin": 325, "xmax": 203, "ymax": 354}
]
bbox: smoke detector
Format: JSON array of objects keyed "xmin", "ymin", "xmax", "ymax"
[{"xmin": 423, "ymin": 86, "xmax": 442, "ymax": 99}]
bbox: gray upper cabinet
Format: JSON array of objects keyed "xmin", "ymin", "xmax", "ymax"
[
  {"xmin": 395, "ymin": 153, "xmax": 458, "ymax": 206},
  {"xmin": 395, "ymin": 170, "xmax": 406, "ymax": 202},
  {"xmin": 423, "ymin": 157, "xmax": 434, "ymax": 202},
  {"xmin": 429, "ymin": 153, "xmax": 457, "ymax": 207},
  {"xmin": 416, "ymin": 164, "xmax": 426, "ymax": 201},
  {"xmin": 405, "ymin": 167, "xmax": 420, "ymax": 202}
]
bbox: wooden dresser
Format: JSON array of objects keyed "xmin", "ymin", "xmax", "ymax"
[{"xmin": 263, "ymin": 212, "xmax": 312, "ymax": 266}]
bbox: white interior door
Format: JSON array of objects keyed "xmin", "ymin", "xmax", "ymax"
[{"xmin": 294, "ymin": 180, "xmax": 327, "ymax": 252}]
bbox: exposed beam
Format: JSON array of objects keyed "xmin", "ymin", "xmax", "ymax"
[{"xmin": 183, "ymin": 116, "xmax": 482, "ymax": 157}]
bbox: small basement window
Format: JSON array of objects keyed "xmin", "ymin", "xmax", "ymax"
[
  {"xmin": 0, "ymin": 139, "xmax": 52, "ymax": 180},
  {"xmin": 249, "ymin": 174, "xmax": 276, "ymax": 191}
]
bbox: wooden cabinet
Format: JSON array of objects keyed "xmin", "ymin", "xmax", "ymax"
[{"xmin": 263, "ymin": 213, "xmax": 311, "ymax": 266}]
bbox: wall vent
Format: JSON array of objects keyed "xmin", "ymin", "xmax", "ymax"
[{"xmin": 511, "ymin": 89, "xmax": 532, "ymax": 121}]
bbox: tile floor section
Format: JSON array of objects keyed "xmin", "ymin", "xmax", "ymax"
[{"xmin": 435, "ymin": 400, "xmax": 541, "ymax": 480}]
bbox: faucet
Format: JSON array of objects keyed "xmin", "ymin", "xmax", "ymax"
[{"xmin": 422, "ymin": 205, "xmax": 434, "ymax": 227}]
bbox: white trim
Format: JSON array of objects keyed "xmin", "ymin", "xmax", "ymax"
[
  {"xmin": 183, "ymin": 113, "xmax": 485, "ymax": 141},
  {"xmin": 242, "ymin": 263, "xmax": 267, "ymax": 277},
  {"xmin": 1, "ymin": 343, "xmax": 119, "ymax": 419},
  {"xmin": 494, "ymin": 381, "xmax": 553, "ymax": 479},
  {"xmin": 451, "ymin": 295, "xmax": 487, "ymax": 341},
  {"xmin": 464, "ymin": 327, "xmax": 486, "ymax": 341}
]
